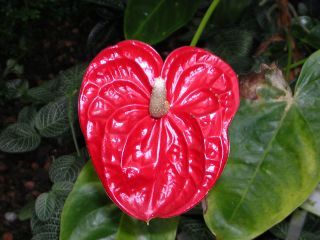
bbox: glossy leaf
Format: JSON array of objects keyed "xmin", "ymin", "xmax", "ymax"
[
  {"xmin": 124, "ymin": 0, "xmax": 200, "ymax": 44},
  {"xmin": 116, "ymin": 214, "xmax": 179, "ymax": 240},
  {"xmin": 60, "ymin": 161, "xmax": 179, "ymax": 240},
  {"xmin": 35, "ymin": 192, "xmax": 57, "ymax": 221},
  {"xmin": 35, "ymin": 98, "xmax": 69, "ymax": 137},
  {"xmin": 204, "ymin": 51, "xmax": 320, "ymax": 240},
  {"xmin": 49, "ymin": 155, "xmax": 82, "ymax": 183},
  {"xmin": 0, "ymin": 123, "xmax": 41, "ymax": 153}
]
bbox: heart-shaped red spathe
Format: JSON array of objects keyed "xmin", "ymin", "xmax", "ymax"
[{"xmin": 78, "ymin": 40, "xmax": 239, "ymax": 221}]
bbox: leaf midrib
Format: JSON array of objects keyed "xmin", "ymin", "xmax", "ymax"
[
  {"xmin": 129, "ymin": 0, "xmax": 166, "ymax": 39},
  {"xmin": 229, "ymin": 100, "xmax": 292, "ymax": 221}
]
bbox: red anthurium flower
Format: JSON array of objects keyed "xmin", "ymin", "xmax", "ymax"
[{"xmin": 78, "ymin": 40, "xmax": 239, "ymax": 221}]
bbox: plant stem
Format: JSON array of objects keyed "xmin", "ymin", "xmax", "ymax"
[
  {"xmin": 68, "ymin": 96, "xmax": 81, "ymax": 157},
  {"xmin": 285, "ymin": 33, "xmax": 293, "ymax": 80},
  {"xmin": 190, "ymin": 0, "xmax": 220, "ymax": 46},
  {"xmin": 284, "ymin": 58, "xmax": 307, "ymax": 71},
  {"xmin": 285, "ymin": 209, "xmax": 307, "ymax": 240}
]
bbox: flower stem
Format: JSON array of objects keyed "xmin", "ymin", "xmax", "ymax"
[
  {"xmin": 68, "ymin": 96, "xmax": 81, "ymax": 157},
  {"xmin": 284, "ymin": 58, "xmax": 306, "ymax": 71},
  {"xmin": 190, "ymin": 0, "xmax": 220, "ymax": 47},
  {"xmin": 285, "ymin": 34, "xmax": 293, "ymax": 80}
]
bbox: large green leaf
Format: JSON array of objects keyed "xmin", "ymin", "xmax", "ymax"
[
  {"xmin": 60, "ymin": 161, "xmax": 179, "ymax": 240},
  {"xmin": 0, "ymin": 123, "xmax": 41, "ymax": 153},
  {"xmin": 204, "ymin": 51, "xmax": 320, "ymax": 240},
  {"xmin": 124, "ymin": 0, "xmax": 200, "ymax": 44}
]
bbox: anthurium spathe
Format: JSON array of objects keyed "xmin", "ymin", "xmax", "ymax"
[{"xmin": 78, "ymin": 40, "xmax": 239, "ymax": 221}]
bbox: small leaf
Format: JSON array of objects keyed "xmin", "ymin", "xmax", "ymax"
[
  {"xmin": 18, "ymin": 106, "xmax": 37, "ymax": 127},
  {"xmin": 124, "ymin": 0, "xmax": 201, "ymax": 44},
  {"xmin": 52, "ymin": 181, "xmax": 74, "ymax": 196},
  {"xmin": 49, "ymin": 155, "xmax": 83, "ymax": 183},
  {"xmin": 60, "ymin": 161, "xmax": 179, "ymax": 240},
  {"xmin": 5, "ymin": 78, "xmax": 29, "ymax": 99},
  {"xmin": 27, "ymin": 86, "xmax": 56, "ymax": 103},
  {"xmin": 18, "ymin": 200, "xmax": 35, "ymax": 221},
  {"xmin": 57, "ymin": 65, "xmax": 86, "ymax": 96},
  {"xmin": 35, "ymin": 192, "xmax": 57, "ymax": 221},
  {"xmin": 35, "ymin": 98, "xmax": 69, "ymax": 137},
  {"xmin": 31, "ymin": 210, "xmax": 61, "ymax": 239},
  {"xmin": 177, "ymin": 217, "xmax": 214, "ymax": 240},
  {"xmin": 0, "ymin": 123, "xmax": 41, "ymax": 153}
]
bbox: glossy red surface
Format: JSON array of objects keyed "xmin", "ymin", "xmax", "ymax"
[{"xmin": 78, "ymin": 40, "xmax": 239, "ymax": 221}]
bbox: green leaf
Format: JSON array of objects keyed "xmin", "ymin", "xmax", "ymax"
[
  {"xmin": 116, "ymin": 214, "xmax": 179, "ymax": 240},
  {"xmin": 207, "ymin": 28, "xmax": 254, "ymax": 73},
  {"xmin": 177, "ymin": 217, "xmax": 214, "ymax": 240},
  {"xmin": 27, "ymin": 86, "xmax": 56, "ymax": 103},
  {"xmin": 57, "ymin": 65, "xmax": 86, "ymax": 97},
  {"xmin": 204, "ymin": 51, "xmax": 320, "ymax": 240},
  {"xmin": 4, "ymin": 78, "xmax": 29, "ymax": 100},
  {"xmin": 0, "ymin": 123, "xmax": 41, "ymax": 153},
  {"xmin": 18, "ymin": 105, "xmax": 37, "ymax": 127},
  {"xmin": 27, "ymin": 79, "xmax": 59, "ymax": 103},
  {"xmin": 35, "ymin": 192, "xmax": 57, "ymax": 221},
  {"xmin": 124, "ymin": 0, "xmax": 201, "ymax": 44},
  {"xmin": 31, "ymin": 209, "xmax": 62, "ymax": 239},
  {"xmin": 35, "ymin": 98, "xmax": 69, "ymax": 137},
  {"xmin": 18, "ymin": 200, "xmax": 35, "ymax": 221},
  {"xmin": 210, "ymin": 0, "xmax": 253, "ymax": 26},
  {"xmin": 292, "ymin": 17, "xmax": 320, "ymax": 49},
  {"xmin": 49, "ymin": 155, "xmax": 83, "ymax": 183},
  {"xmin": 52, "ymin": 181, "xmax": 74, "ymax": 196},
  {"xmin": 60, "ymin": 161, "xmax": 179, "ymax": 240}
]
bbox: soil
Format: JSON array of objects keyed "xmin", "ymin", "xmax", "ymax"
[{"xmin": 0, "ymin": 150, "xmax": 52, "ymax": 239}]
